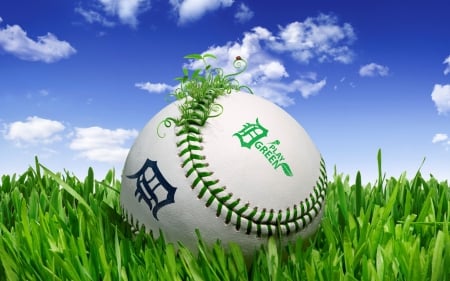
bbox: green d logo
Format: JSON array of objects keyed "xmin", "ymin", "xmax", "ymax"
[{"xmin": 233, "ymin": 118, "xmax": 293, "ymax": 177}]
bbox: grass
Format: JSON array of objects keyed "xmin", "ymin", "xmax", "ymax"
[{"xmin": 0, "ymin": 150, "xmax": 449, "ymax": 280}]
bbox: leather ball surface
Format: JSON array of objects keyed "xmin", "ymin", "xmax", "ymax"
[{"xmin": 120, "ymin": 91, "xmax": 327, "ymax": 258}]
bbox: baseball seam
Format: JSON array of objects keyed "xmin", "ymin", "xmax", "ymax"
[{"xmin": 176, "ymin": 111, "xmax": 328, "ymax": 237}]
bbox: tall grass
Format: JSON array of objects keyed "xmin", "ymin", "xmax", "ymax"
[{"xmin": 0, "ymin": 151, "xmax": 449, "ymax": 280}]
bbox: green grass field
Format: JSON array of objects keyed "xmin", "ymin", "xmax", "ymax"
[{"xmin": 0, "ymin": 150, "xmax": 449, "ymax": 280}]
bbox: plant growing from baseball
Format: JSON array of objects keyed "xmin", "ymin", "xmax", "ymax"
[{"xmin": 120, "ymin": 54, "xmax": 327, "ymax": 259}]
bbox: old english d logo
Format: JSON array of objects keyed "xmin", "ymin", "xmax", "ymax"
[
  {"xmin": 233, "ymin": 118, "xmax": 268, "ymax": 149},
  {"xmin": 127, "ymin": 159, "xmax": 177, "ymax": 220}
]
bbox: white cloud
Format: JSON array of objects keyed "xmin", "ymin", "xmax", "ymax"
[
  {"xmin": 181, "ymin": 26, "xmax": 274, "ymax": 83},
  {"xmin": 0, "ymin": 21, "xmax": 76, "ymax": 63},
  {"xmin": 258, "ymin": 61, "xmax": 288, "ymax": 80},
  {"xmin": 170, "ymin": 0, "xmax": 234, "ymax": 24},
  {"xmin": 3, "ymin": 116, "xmax": 65, "ymax": 146},
  {"xmin": 144, "ymin": 15, "xmax": 349, "ymax": 106},
  {"xmin": 359, "ymin": 63, "xmax": 389, "ymax": 77},
  {"xmin": 180, "ymin": 17, "xmax": 341, "ymax": 106},
  {"xmin": 77, "ymin": 147, "xmax": 132, "ymax": 163},
  {"xmin": 269, "ymin": 14, "xmax": 356, "ymax": 64},
  {"xmin": 75, "ymin": 7, "xmax": 116, "ymax": 27},
  {"xmin": 253, "ymin": 86, "xmax": 295, "ymax": 107},
  {"xmin": 97, "ymin": 0, "xmax": 150, "ymax": 27},
  {"xmin": 292, "ymin": 78, "xmax": 327, "ymax": 98},
  {"xmin": 235, "ymin": 3, "xmax": 254, "ymax": 23},
  {"xmin": 182, "ymin": 27, "xmax": 290, "ymax": 105},
  {"xmin": 431, "ymin": 84, "xmax": 450, "ymax": 115},
  {"xmin": 444, "ymin": 55, "xmax": 450, "ymax": 75},
  {"xmin": 432, "ymin": 133, "xmax": 448, "ymax": 143},
  {"xmin": 39, "ymin": 147, "xmax": 59, "ymax": 159},
  {"xmin": 135, "ymin": 82, "xmax": 176, "ymax": 93},
  {"xmin": 39, "ymin": 89, "xmax": 50, "ymax": 96},
  {"xmin": 69, "ymin": 127, "xmax": 138, "ymax": 163},
  {"xmin": 25, "ymin": 89, "xmax": 51, "ymax": 100},
  {"xmin": 253, "ymin": 77, "xmax": 326, "ymax": 106}
]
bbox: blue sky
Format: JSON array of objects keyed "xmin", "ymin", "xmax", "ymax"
[{"xmin": 1, "ymin": 0, "xmax": 450, "ymax": 184}]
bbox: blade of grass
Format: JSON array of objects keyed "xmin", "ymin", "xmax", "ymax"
[
  {"xmin": 376, "ymin": 149, "xmax": 385, "ymax": 191},
  {"xmin": 178, "ymin": 246, "xmax": 204, "ymax": 281},
  {"xmin": 431, "ymin": 230, "xmax": 445, "ymax": 281},
  {"xmin": 355, "ymin": 171, "xmax": 362, "ymax": 216},
  {"xmin": 0, "ymin": 240, "xmax": 19, "ymax": 281},
  {"xmin": 115, "ymin": 227, "xmax": 122, "ymax": 281},
  {"xmin": 40, "ymin": 164, "xmax": 94, "ymax": 219},
  {"xmin": 266, "ymin": 237, "xmax": 279, "ymax": 280}
]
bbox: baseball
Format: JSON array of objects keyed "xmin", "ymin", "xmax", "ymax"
[{"xmin": 120, "ymin": 90, "xmax": 327, "ymax": 258}]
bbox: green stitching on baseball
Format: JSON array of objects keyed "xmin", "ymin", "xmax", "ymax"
[{"xmin": 158, "ymin": 54, "xmax": 327, "ymax": 237}]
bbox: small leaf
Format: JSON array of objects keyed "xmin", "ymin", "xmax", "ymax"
[
  {"xmin": 191, "ymin": 69, "xmax": 201, "ymax": 80},
  {"xmin": 184, "ymin": 53, "xmax": 203, "ymax": 60},
  {"xmin": 174, "ymin": 76, "xmax": 186, "ymax": 83},
  {"xmin": 280, "ymin": 163, "xmax": 293, "ymax": 177},
  {"xmin": 202, "ymin": 53, "xmax": 217, "ymax": 59}
]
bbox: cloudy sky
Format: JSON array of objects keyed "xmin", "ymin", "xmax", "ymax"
[{"xmin": 1, "ymin": 0, "xmax": 449, "ymax": 184}]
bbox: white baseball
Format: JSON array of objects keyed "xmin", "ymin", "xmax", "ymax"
[{"xmin": 121, "ymin": 91, "xmax": 327, "ymax": 258}]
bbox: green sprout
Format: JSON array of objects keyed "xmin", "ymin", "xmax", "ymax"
[{"xmin": 157, "ymin": 53, "xmax": 253, "ymax": 137}]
